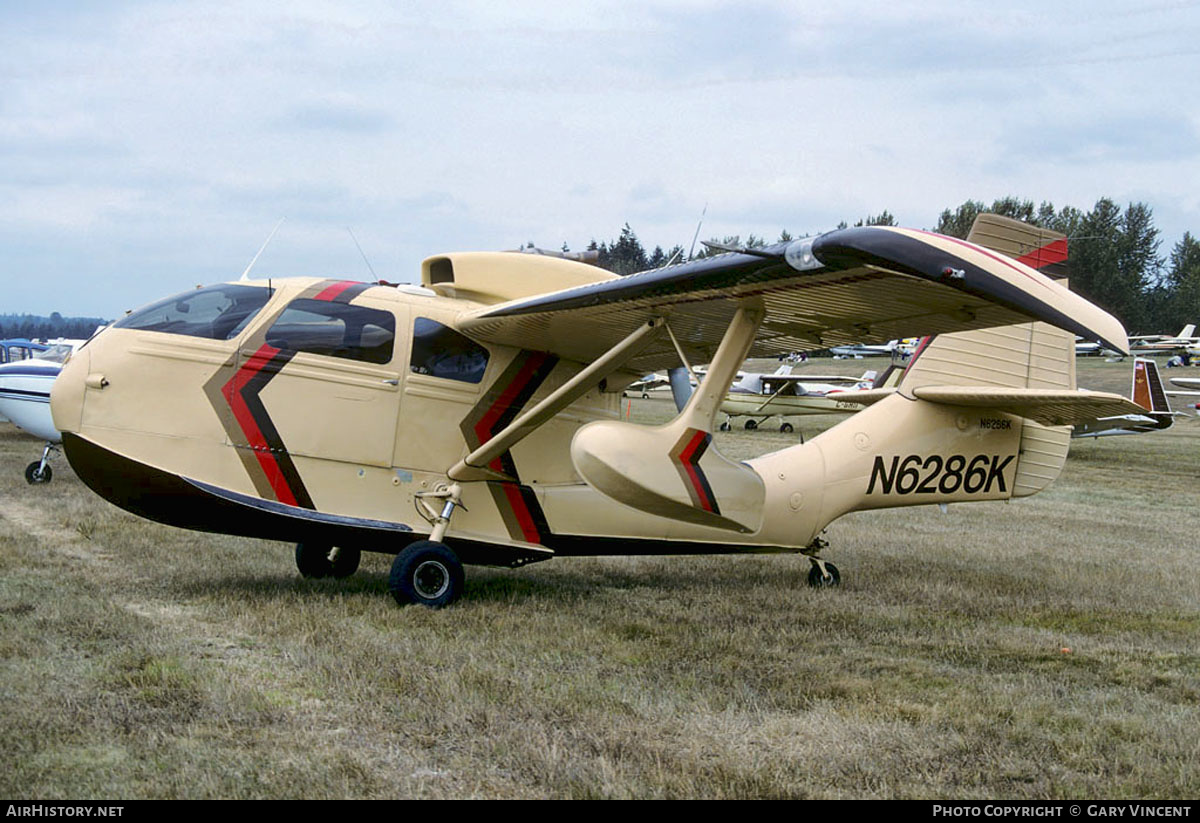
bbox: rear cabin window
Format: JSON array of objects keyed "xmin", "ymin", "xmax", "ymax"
[
  {"xmin": 114, "ymin": 284, "xmax": 271, "ymax": 340},
  {"xmin": 410, "ymin": 318, "xmax": 489, "ymax": 383},
  {"xmin": 265, "ymin": 299, "xmax": 396, "ymax": 364}
]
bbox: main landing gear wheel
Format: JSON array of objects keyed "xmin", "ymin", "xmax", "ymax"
[
  {"xmin": 744, "ymin": 419, "xmax": 758, "ymax": 430},
  {"xmin": 295, "ymin": 543, "xmax": 361, "ymax": 579},
  {"xmin": 24, "ymin": 461, "xmax": 52, "ymax": 485},
  {"xmin": 389, "ymin": 541, "xmax": 464, "ymax": 609},
  {"xmin": 780, "ymin": 422, "xmax": 794, "ymax": 433},
  {"xmin": 807, "ymin": 561, "xmax": 841, "ymax": 588}
]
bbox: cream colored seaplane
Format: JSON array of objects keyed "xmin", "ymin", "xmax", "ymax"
[{"xmin": 51, "ymin": 216, "xmax": 1147, "ymax": 607}]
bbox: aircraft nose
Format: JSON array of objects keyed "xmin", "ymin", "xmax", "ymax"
[{"xmin": 50, "ymin": 345, "xmax": 88, "ymax": 435}]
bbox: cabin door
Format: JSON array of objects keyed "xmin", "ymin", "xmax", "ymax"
[{"xmin": 230, "ymin": 297, "xmax": 407, "ymax": 469}]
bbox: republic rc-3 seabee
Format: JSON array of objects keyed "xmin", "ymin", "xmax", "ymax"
[{"xmin": 52, "ymin": 216, "xmax": 1145, "ymax": 607}]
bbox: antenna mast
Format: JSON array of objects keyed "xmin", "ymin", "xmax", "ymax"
[{"xmin": 240, "ymin": 218, "xmax": 286, "ymax": 281}]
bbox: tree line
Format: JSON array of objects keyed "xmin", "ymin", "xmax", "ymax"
[
  {"xmin": 573, "ymin": 197, "xmax": 1199, "ymax": 336},
  {"xmin": 0, "ymin": 313, "xmax": 110, "ymax": 342}
]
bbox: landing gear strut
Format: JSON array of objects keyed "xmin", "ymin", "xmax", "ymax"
[
  {"xmin": 396, "ymin": 484, "xmax": 468, "ymax": 608},
  {"xmin": 802, "ymin": 535, "xmax": 840, "ymax": 588}
]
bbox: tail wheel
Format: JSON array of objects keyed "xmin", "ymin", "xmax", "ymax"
[
  {"xmin": 389, "ymin": 541, "xmax": 464, "ymax": 608},
  {"xmin": 807, "ymin": 561, "xmax": 841, "ymax": 588},
  {"xmin": 295, "ymin": 543, "xmax": 361, "ymax": 579},
  {"xmin": 24, "ymin": 461, "xmax": 52, "ymax": 485}
]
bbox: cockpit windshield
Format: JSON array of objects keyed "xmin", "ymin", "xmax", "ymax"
[
  {"xmin": 113, "ymin": 284, "xmax": 272, "ymax": 340},
  {"xmin": 32, "ymin": 344, "xmax": 76, "ymax": 364}
]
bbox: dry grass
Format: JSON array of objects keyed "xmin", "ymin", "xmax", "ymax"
[{"xmin": 1, "ymin": 356, "xmax": 1198, "ymax": 798}]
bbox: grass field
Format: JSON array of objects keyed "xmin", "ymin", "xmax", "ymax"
[{"xmin": 1, "ymin": 357, "xmax": 1198, "ymax": 798}]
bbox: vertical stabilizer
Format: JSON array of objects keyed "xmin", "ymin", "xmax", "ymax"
[
  {"xmin": 966, "ymin": 213, "xmax": 1069, "ymax": 279},
  {"xmin": 1132, "ymin": 357, "xmax": 1172, "ymax": 415},
  {"xmin": 897, "ymin": 214, "xmax": 1076, "ymax": 497}
]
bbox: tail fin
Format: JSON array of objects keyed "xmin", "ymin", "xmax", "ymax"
[
  {"xmin": 1178, "ymin": 324, "xmax": 1196, "ymax": 340},
  {"xmin": 896, "ymin": 214, "xmax": 1077, "ymax": 497},
  {"xmin": 965, "ymin": 213, "xmax": 1069, "ymax": 279},
  {"xmin": 1132, "ymin": 357, "xmax": 1170, "ymax": 414},
  {"xmin": 1129, "ymin": 357, "xmax": 1174, "ymax": 432}
]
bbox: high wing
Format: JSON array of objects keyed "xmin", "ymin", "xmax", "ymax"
[{"xmin": 449, "ymin": 226, "xmax": 1128, "ymax": 372}]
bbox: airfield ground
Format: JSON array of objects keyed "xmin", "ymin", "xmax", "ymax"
[{"xmin": 1, "ymin": 356, "xmax": 1198, "ymax": 799}]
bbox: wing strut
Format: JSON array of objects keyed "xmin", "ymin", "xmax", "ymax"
[{"xmin": 448, "ymin": 317, "xmax": 666, "ymax": 482}]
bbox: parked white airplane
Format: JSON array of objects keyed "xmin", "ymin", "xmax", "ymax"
[
  {"xmin": 0, "ymin": 340, "xmax": 83, "ymax": 483},
  {"xmin": 828, "ymin": 339, "xmax": 914, "ymax": 359},
  {"xmin": 1129, "ymin": 324, "xmax": 1199, "ymax": 355},
  {"xmin": 719, "ymin": 365, "xmax": 893, "ymax": 432},
  {"xmin": 1166, "ymin": 375, "xmax": 1200, "ymax": 413}
]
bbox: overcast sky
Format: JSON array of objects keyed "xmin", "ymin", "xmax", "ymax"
[{"xmin": 2, "ymin": 0, "xmax": 1198, "ymax": 318}]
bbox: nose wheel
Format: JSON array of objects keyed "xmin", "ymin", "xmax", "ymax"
[{"xmin": 24, "ymin": 443, "xmax": 58, "ymax": 485}]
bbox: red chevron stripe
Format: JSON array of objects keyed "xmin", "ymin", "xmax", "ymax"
[
  {"xmin": 221, "ymin": 344, "xmax": 300, "ymax": 507},
  {"xmin": 679, "ymin": 430, "xmax": 716, "ymax": 512},
  {"xmin": 500, "ymin": 482, "xmax": 541, "ymax": 543},
  {"xmin": 474, "ymin": 354, "xmax": 550, "ymax": 472},
  {"xmin": 313, "ymin": 280, "xmax": 358, "ymax": 302}
]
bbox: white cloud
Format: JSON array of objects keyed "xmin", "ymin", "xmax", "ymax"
[{"xmin": 1, "ymin": 0, "xmax": 1198, "ymax": 315}]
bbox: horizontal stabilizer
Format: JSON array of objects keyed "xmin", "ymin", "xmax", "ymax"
[
  {"xmin": 833, "ymin": 387, "xmax": 894, "ymax": 406},
  {"xmin": 909, "ymin": 386, "xmax": 1147, "ymax": 427}
]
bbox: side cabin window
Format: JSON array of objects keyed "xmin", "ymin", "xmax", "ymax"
[
  {"xmin": 113, "ymin": 284, "xmax": 272, "ymax": 341},
  {"xmin": 265, "ymin": 299, "xmax": 396, "ymax": 365},
  {"xmin": 410, "ymin": 317, "xmax": 489, "ymax": 384}
]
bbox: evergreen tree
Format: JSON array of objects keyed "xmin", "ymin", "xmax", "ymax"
[
  {"xmin": 854, "ymin": 210, "xmax": 897, "ymax": 227},
  {"xmin": 935, "ymin": 200, "xmax": 986, "ymax": 238},
  {"xmin": 1161, "ymin": 233, "xmax": 1200, "ymax": 331}
]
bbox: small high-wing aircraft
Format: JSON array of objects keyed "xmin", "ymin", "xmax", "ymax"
[
  {"xmin": 719, "ymin": 366, "xmax": 887, "ymax": 432},
  {"xmin": 828, "ymin": 339, "xmax": 912, "ymax": 359},
  {"xmin": 1129, "ymin": 324, "xmax": 1199, "ymax": 356},
  {"xmin": 52, "ymin": 218, "xmax": 1144, "ymax": 606}
]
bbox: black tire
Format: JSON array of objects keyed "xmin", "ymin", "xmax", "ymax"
[
  {"xmin": 719, "ymin": 421, "xmax": 731, "ymax": 431},
  {"xmin": 780, "ymin": 422, "xmax": 794, "ymax": 433},
  {"xmin": 744, "ymin": 419, "xmax": 758, "ymax": 430},
  {"xmin": 389, "ymin": 541, "xmax": 464, "ymax": 608},
  {"xmin": 807, "ymin": 561, "xmax": 841, "ymax": 588},
  {"xmin": 295, "ymin": 543, "xmax": 361, "ymax": 579},
  {"xmin": 24, "ymin": 461, "xmax": 51, "ymax": 485}
]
